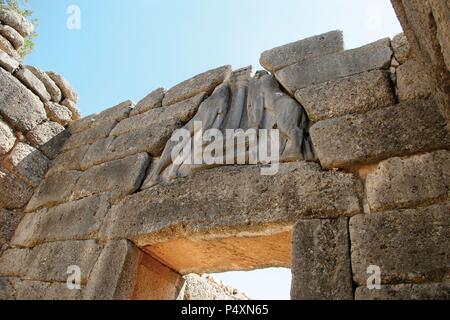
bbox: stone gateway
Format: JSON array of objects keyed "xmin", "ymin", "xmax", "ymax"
[{"xmin": 0, "ymin": 1, "xmax": 449, "ymax": 300}]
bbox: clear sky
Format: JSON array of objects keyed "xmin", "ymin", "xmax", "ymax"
[{"xmin": 23, "ymin": 0, "xmax": 402, "ymax": 300}]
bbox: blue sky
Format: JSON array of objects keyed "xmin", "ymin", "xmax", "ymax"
[
  {"xmin": 23, "ymin": 0, "xmax": 402, "ymax": 300},
  {"xmin": 25, "ymin": 0, "xmax": 402, "ymax": 117}
]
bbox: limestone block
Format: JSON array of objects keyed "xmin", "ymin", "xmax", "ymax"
[
  {"xmin": 0, "ymin": 166, "xmax": 33, "ymax": 209},
  {"xmin": 428, "ymin": 0, "xmax": 450, "ymax": 70},
  {"xmin": 83, "ymin": 240, "xmax": 140, "ymax": 300},
  {"xmin": 0, "ymin": 34, "xmax": 19, "ymax": 60},
  {"xmin": 101, "ymin": 162, "xmax": 362, "ymax": 245},
  {"xmin": 0, "ymin": 49, "xmax": 19, "ymax": 72},
  {"xmin": 12, "ymin": 194, "xmax": 111, "ymax": 247},
  {"xmin": 391, "ymin": 0, "xmax": 450, "ymax": 124},
  {"xmin": 3, "ymin": 142, "xmax": 49, "ymax": 187},
  {"xmin": 131, "ymin": 87, "xmax": 165, "ymax": 116},
  {"xmin": 63, "ymin": 118, "xmax": 117, "ymax": 151},
  {"xmin": 95, "ymin": 100, "xmax": 134, "ymax": 122},
  {"xmin": 78, "ymin": 137, "xmax": 114, "ymax": 170},
  {"xmin": 275, "ymin": 38, "xmax": 392, "ymax": 95},
  {"xmin": 162, "ymin": 65, "xmax": 231, "ymax": 106},
  {"xmin": 0, "ymin": 277, "xmax": 20, "ymax": 300},
  {"xmin": 133, "ymin": 252, "xmax": 186, "ymax": 300},
  {"xmin": 0, "ymin": 248, "xmax": 32, "ymax": 277},
  {"xmin": 0, "ymin": 24, "xmax": 24, "ymax": 49},
  {"xmin": 26, "ymin": 121, "xmax": 69, "ymax": 160},
  {"xmin": 61, "ymin": 99, "xmax": 81, "ymax": 120},
  {"xmin": 350, "ymin": 203, "xmax": 450, "ymax": 286},
  {"xmin": 16, "ymin": 280, "xmax": 82, "ymax": 300},
  {"xmin": 45, "ymin": 102, "xmax": 73, "ymax": 125},
  {"xmin": 295, "ymin": 70, "xmax": 396, "ymax": 121},
  {"xmin": 67, "ymin": 100, "xmax": 132, "ymax": 131},
  {"xmin": 260, "ymin": 30, "xmax": 344, "ymax": 73},
  {"xmin": 26, "ymin": 170, "xmax": 82, "ymax": 212},
  {"xmin": 26, "ymin": 65, "xmax": 62, "ymax": 103},
  {"xmin": 111, "ymin": 92, "xmax": 205, "ymax": 137},
  {"xmin": 0, "ymin": 119, "xmax": 16, "ymax": 155},
  {"xmin": 0, "ymin": 209, "xmax": 23, "ymax": 254},
  {"xmin": 68, "ymin": 113, "xmax": 97, "ymax": 134},
  {"xmin": 0, "ymin": 9, "xmax": 34, "ymax": 37},
  {"xmin": 84, "ymin": 240, "xmax": 185, "ymax": 300},
  {"xmin": 310, "ymin": 99, "xmax": 450, "ymax": 169},
  {"xmin": 14, "ymin": 67, "xmax": 51, "ymax": 102},
  {"xmin": 46, "ymin": 145, "xmax": 89, "ymax": 176},
  {"xmin": 355, "ymin": 282, "xmax": 450, "ymax": 300},
  {"xmin": 0, "ymin": 67, "xmax": 47, "ymax": 132},
  {"xmin": 396, "ymin": 59, "xmax": 435, "ymax": 101},
  {"xmin": 366, "ymin": 150, "xmax": 449, "ymax": 212},
  {"xmin": 72, "ymin": 153, "xmax": 150, "ymax": 201},
  {"xmin": 46, "ymin": 71, "xmax": 78, "ymax": 103},
  {"xmin": 391, "ymin": 33, "xmax": 411, "ymax": 64},
  {"xmin": 81, "ymin": 118, "xmax": 179, "ymax": 169},
  {"xmin": 8, "ymin": 209, "xmax": 40, "ymax": 248},
  {"xmin": 291, "ymin": 218, "xmax": 353, "ymax": 300},
  {"xmin": 26, "ymin": 240, "xmax": 102, "ymax": 283},
  {"xmin": 391, "ymin": 0, "xmax": 449, "ymax": 70}
]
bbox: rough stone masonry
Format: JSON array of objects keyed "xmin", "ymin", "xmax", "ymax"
[{"xmin": 1, "ymin": 1, "xmax": 449, "ymax": 300}]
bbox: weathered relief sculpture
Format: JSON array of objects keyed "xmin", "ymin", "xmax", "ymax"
[
  {"xmin": 222, "ymin": 66, "xmax": 252, "ymax": 130},
  {"xmin": 247, "ymin": 70, "xmax": 316, "ymax": 162},
  {"xmin": 144, "ymin": 82, "xmax": 231, "ymax": 187}
]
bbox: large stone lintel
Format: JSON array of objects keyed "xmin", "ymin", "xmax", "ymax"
[{"xmin": 99, "ymin": 162, "xmax": 361, "ymax": 273}]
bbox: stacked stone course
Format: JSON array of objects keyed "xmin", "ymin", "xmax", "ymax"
[
  {"xmin": 0, "ymin": 2, "xmax": 449, "ymax": 300},
  {"xmin": 0, "ymin": 9, "xmax": 81, "ymax": 264}
]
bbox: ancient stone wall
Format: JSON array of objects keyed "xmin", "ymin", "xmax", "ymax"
[
  {"xmin": 0, "ymin": 9, "xmax": 81, "ymax": 266},
  {"xmin": 182, "ymin": 274, "xmax": 249, "ymax": 300},
  {"xmin": 0, "ymin": 2, "xmax": 449, "ymax": 300},
  {"xmin": 391, "ymin": 0, "xmax": 450, "ymax": 123}
]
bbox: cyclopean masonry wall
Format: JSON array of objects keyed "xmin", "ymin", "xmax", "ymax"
[
  {"xmin": 0, "ymin": 8, "xmax": 81, "ymax": 267},
  {"xmin": 0, "ymin": 2, "xmax": 449, "ymax": 300}
]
